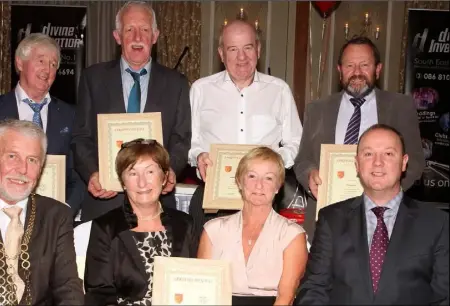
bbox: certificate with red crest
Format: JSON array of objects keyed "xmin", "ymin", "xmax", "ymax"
[
  {"xmin": 203, "ymin": 144, "xmax": 258, "ymax": 212},
  {"xmin": 97, "ymin": 113, "xmax": 163, "ymax": 191},
  {"xmin": 152, "ymin": 257, "xmax": 232, "ymax": 305},
  {"xmin": 317, "ymin": 144, "xmax": 363, "ymax": 220}
]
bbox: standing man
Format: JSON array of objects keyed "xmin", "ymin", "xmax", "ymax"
[
  {"xmin": 0, "ymin": 119, "xmax": 84, "ymax": 305},
  {"xmin": 188, "ymin": 20, "xmax": 303, "ymax": 238},
  {"xmin": 294, "ymin": 36, "xmax": 425, "ymax": 241},
  {"xmin": 296, "ymin": 124, "xmax": 448, "ymax": 305},
  {"xmin": 72, "ymin": 1, "xmax": 191, "ymax": 221},
  {"xmin": 0, "ymin": 33, "xmax": 85, "ymax": 217}
]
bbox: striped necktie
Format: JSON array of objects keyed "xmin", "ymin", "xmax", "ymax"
[
  {"xmin": 126, "ymin": 68, "xmax": 147, "ymax": 113},
  {"xmin": 23, "ymin": 98, "xmax": 48, "ymax": 129},
  {"xmin": 343, "ymin": 97, "xmax": 366, "ymax": 144}
]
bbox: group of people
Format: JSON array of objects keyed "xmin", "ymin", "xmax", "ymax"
[{"xmin": 0, "ymin": 1, "xmax": 448, "ymax": 305}]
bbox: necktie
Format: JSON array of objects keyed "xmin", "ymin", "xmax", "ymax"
[
  {"xmin": 369, "ymin": 206, "xmax": 389, "ymax": 293},
  {"xmin": 3, "ymin": 206, "xmax": 25, "ymax": 303},
  {"xmin": 343, "ymin": 97, "xmax": 366, "ymax": 144},
  {"xmin": 126, "ymin": 68, "xmax": 147, "ymax": 113},
  {"xmin": 23, "ymin": 98, "xmax": 48, "ymax": 129}
]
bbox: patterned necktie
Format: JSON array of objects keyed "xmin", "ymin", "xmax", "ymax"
[
  {"xmin": 369, "ymin": 206, "xmax": 389, "ymax": 293},
  {"xmin": 3, "ymin": 206, "xmax": 25, "ymax": 303},
  {"xmin": 343, "ymin": 97, "xmax": 366, "ymax": 144},
  {"xmin": 23, "ymin": 98, "xmax": 48, "ymax": 129},
  {"xmin": 126, "ymin": 68, "xmax": 148, "ymax": 113}
]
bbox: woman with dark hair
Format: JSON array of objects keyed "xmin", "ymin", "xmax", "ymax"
[{"xmin": 84, "ymin": 139, "xmax": 197, "ymax": 305}]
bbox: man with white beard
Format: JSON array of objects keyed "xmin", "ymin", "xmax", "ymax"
[
  {"xmin": 0, "ymin": 119, "xmax": 83, "ymax": 305},
  {"xmin": 293, "ymin": 36, "xmax": 425, "ymax": 242}
]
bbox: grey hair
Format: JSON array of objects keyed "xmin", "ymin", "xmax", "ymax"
[
  {"xmin": 0, "ymin": 119, "xmax": 48, "ymax": 162},
  {"xmin": 15, "ymin": 33, "xmax": 61, "ymax": 73},
  {"xmin": 115, "ymin": 1, "xmax": 158, "ymax": 33},
  {"xmin": 218, "ymin": 20, "xmax": 260, "ymax": 49}
]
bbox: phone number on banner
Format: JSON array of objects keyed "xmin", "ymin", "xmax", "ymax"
[
  {"xmin": 415, "ymin": 73, "xmax": 450, "ymax": 81},
  {"xmin": 58, "ymin": 69, "xmax": 75, "ymax": 76}
]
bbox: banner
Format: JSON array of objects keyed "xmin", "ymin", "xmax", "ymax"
[
  {"xmin": 404, "ymin": 9, "xmax": 449, "ymax": 205},
  {"xmin": 11, "ymin": 5, "xmax": 87, "ymax": 105}
]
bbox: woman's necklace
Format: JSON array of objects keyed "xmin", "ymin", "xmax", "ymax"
[
  {"xmin": 246, "ymin": 223, "xmax": 263, "ymax": 246},
  {"xmin": 136, "ymin": 202, "xmax": 163, "ymax": 221}
]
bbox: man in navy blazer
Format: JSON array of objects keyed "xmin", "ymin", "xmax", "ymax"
[{"xmin": 0, "ymin": 33, "xmax": 85, "ymax": 216}]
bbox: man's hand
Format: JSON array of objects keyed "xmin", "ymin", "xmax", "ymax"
[
  {"xmin": 88, "ymin": 172, "xmax": 118, "ymax": 199},
  {"xmin": 162, "ymin": 168, "xmax": 176, "ymax": 195},
  {"xmin": 197, "ymin": 152, "xmax": 213, "ymax": 181},
  {"xmin": 308, "ymin": 169, "xmax": 322, "ymax": 200}
]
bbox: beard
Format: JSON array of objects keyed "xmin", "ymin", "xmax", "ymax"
[{"xmin": 342, "ymin": 74, "xmax": 376, "ymax": 98}]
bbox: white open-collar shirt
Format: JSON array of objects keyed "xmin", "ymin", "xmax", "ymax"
[{"xmin": 188, "ymin": 70, "xmax": 303, "ymax": 168}]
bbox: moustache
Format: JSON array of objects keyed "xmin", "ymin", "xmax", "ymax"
[{"xmin": 348, "ymin": 75, "xmax": 368, "ymax": 83}]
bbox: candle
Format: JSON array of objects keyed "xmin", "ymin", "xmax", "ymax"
[
  {"xmin": 255, "ymin": 20, "xmax": 259, "ymax": 30},
  {"xmin": 345, "ymin": 22, "xmax": 349, "ymax": 39},
  {"xmin": 240, "ymin": 8, "xmax": 244, "ymax": 18},
  {"xmin": 224, "ymin": 18, "xmax": 228, "ymax": 26},
  {"xmin": 375, "ymin": 26, "xmax": 380, "ymax": 39},
  {"xmin": 365, "ymin": 12, "xmax": 369, "ymax": 24}
]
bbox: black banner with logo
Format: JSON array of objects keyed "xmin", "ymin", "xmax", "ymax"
[
  {"xmin": 10, "ymin": 5, "xmax": 87, "ymax": 105},
  {"xmin": 405, "ymin": 9, "xmax": 449, "ymax": 206}
]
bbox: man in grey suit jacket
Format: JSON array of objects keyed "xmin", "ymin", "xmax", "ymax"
[
  {"xmin": 71, "ymin": 1, "xmax": 191, "ymax": 221},
  {"xmin": 294, "ymin": 36, "xmax": 424, "ymax": 241},
  {"xmin": 296, "ymin": 124, "xmax": 448, "ymax": 305}
]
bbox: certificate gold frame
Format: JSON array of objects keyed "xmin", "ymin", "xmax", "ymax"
[
  {"xmin": 152, "ymin": 256, "xmax": 232, "ymax": 305},
  {"xmin": 36, "ymin": 154, "xmax": 66, "ymax": 203},
  {"xmin": 97, "ymin": 113, "xmax": 163, "ymax": 191},
  {"xmin": 317, "ymin": 144, "xmax": 363, "ymax": 220},
  {"xmin": 203, "ymin": 144, "xmax": 258, "ymax": 212}
]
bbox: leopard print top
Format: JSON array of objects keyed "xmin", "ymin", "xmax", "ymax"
[{"xmin": 117, "ymin": 230, "xmax": 172, "ymax": 306}]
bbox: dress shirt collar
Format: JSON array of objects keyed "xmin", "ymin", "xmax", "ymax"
[
  {"xmin": 120, "ymin": 56, "xmax": 152, "ymax": 75},
  {"xmin": 343, "ymin": 88, "xmax": 376, "ymax": 104},
  {"xmin": 363, "ymin": 190, "xmax": 403, "ymax": 215},
  {"xmin": 223, "ymin": 70, "xmax": 261, "ymax": 85},
  {"xmin": 15, "ymin": 82, "xmax": 51, "ymax": 105},
  {"xmin": 0, "ymin": 197, "xmax": 28, "ymax": 216}
]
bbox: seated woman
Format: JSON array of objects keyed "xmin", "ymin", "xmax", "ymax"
[
  {"xmin": 198, "ymin": 147, "xmax": 308, "ymax": 305},
  {"xmin": 84, "ymin": 139, "xmax": 197, "ymax": 305}
]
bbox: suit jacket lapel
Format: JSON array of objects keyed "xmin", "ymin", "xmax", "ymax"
[
  {"xmin": 375, "ymin": 197, "xmax": 418, "ymax": 302},
  {"xmin": 118, "ymin": 230, "xmax": 147, "ymax": 275},
  {"xmin": 144, "ymin": 62, "xmax": 166, "ymax": 113},
  {"xmin": 46, "ymin": 98, "xmax": 62, "ymax": 153},
  {"xmin": 375, "ymin": 89, "xmax": 393, "ymax": 124},
  {"xmin": 104, "ymin": 60, "xmax": 126, "ymax": 113},
  {"xmin": 347, "ymin": 196, "xmax": 374, "ymax": 301},
  {"xmin": 323, "ymin": 92, "xmax": 343, "ymax": 143},
  {"xmin": 0, "ymin": 91, "xmax": 20, "ymax": 121}
]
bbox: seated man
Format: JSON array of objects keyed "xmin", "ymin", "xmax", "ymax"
[
  {"xmin": 0, "ymin": 119, "xmax": 84, "ymax": 305},
  {"xmin": 297, "ymin": 124, "xmax": 448, "ymax": 305}
]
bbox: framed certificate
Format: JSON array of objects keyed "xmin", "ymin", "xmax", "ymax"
[
  {"xmin": 152, "ymin": 256, "xmax": 232, "ymax": 305},
  {"xmin": 203, "ymin": 144, "xmax": 258, "ymax": 212},
  {"xmin": 317, "ymin": 144, "xmax": 363, "ymax": 220},
  {"xmin": 36, "ymin": 155, "xmax": 66, "ymax": 203},
  {"xmin": 97, "ymin": 113, "xmax": 163, "ymax": 191}
]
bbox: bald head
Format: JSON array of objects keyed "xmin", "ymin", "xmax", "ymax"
[{"xmin": 218, "ymin": 20, "xmax": 260, "ymax": 48}]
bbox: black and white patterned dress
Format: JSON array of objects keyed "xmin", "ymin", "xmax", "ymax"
[{"xmin": 117, "ymin": 230, "xmax": 172, "ymax": 306}]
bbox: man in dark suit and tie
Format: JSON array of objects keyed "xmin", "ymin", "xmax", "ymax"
[
  {"xmin": 71, "ymin": 1, "xmax": 191, "ymax": 221},
  {"xmin": 0, "ymin": 33, "xmax": 85, "ymax": 217},
  {"xmin": 296, "ymin": 124, "xmax": 448, "ymax": 305},
  {"xmin": 294, "ymin": 36, "xmax": 425, "ymax": 242},
  {"xmin": 0, "ymin": 119, "xmax": 83, "ymax": 305}
]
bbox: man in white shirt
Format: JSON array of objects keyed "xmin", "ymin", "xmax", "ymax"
[
  {"xmin": 0, "ymin": 119, "xmax": 83, "ymax": 305},
  {"xmin": 188, "ymin": 20, "xmax": 303, "ymax": 239},
  {"xmin": 293, "ymin": 36, "xmax": 425, "ymax": 242}
]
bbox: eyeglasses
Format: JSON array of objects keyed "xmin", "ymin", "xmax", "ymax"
[{"xmin": 120, "ymin": 138, "xmax": 157, "ymax": 149}]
